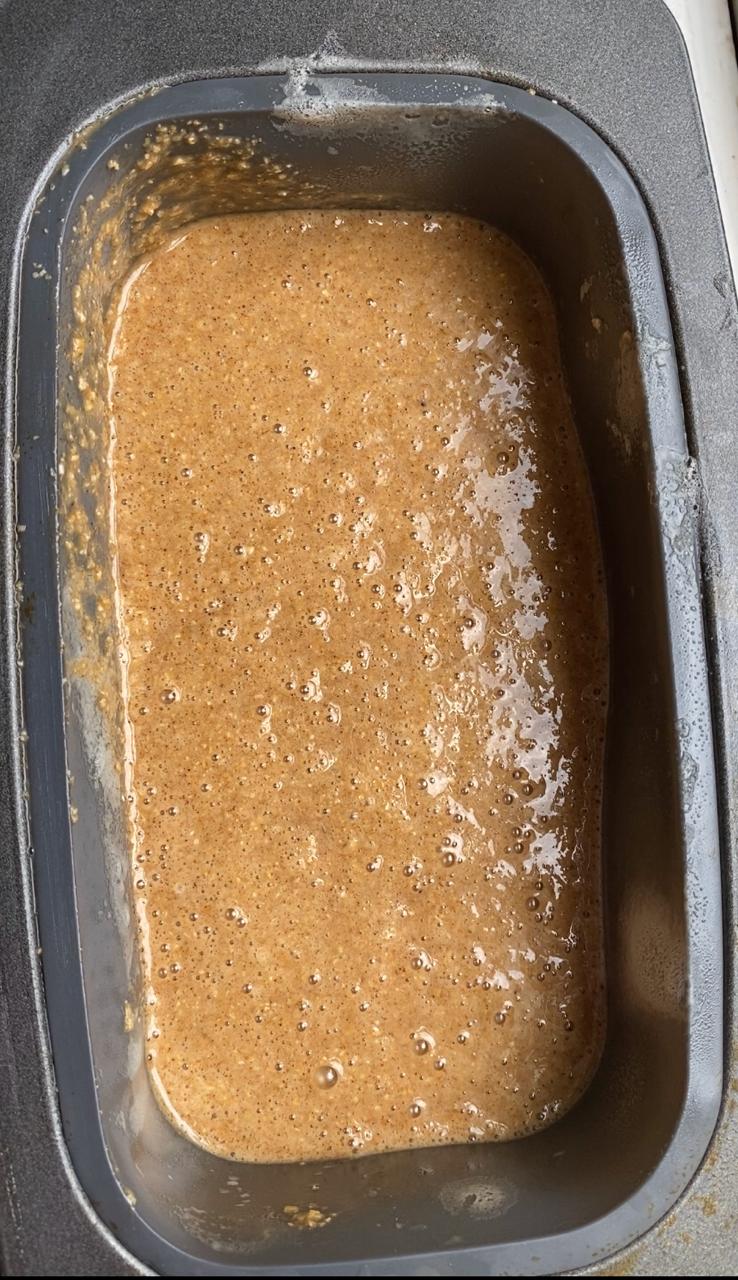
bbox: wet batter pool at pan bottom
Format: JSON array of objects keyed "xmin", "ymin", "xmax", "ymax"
[{"xmin": 108, "ymin": 208, "xmax": 608, "ymax": 1162}]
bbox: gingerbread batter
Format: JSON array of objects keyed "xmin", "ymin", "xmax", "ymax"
[{"xmin": 109, "ymin": 210, "xmax": 607, "ymax": 1162}]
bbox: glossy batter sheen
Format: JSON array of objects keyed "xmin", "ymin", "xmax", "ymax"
[{"xmin": 109, "ymin": 210, "xmax": 607, "ymax": 1162}]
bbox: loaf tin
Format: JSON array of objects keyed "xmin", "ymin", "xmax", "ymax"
[{"xmin": 13, "ymin": 72, "xmax": 722, "ymax": 1275}]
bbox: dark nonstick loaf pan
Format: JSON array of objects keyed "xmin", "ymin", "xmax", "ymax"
[{"xmin": 13, "ymin": 73, "xmax": 722, "ymax": 1276}]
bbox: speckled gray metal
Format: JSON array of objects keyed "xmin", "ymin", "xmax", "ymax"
[{"xmin": 1, "ymin": 1, "xmax": 736, "ymax": 1276}]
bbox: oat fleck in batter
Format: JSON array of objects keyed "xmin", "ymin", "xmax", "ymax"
[{"xmin": 109, "ymin": 210, "xmax": 607, "ymax": 1162}]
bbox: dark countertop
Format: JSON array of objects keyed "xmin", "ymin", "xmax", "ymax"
[{"xmin": 1, "ymin": 1, "xmax": 736, "ymax": 1273}]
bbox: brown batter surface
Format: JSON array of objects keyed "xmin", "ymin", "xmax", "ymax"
[{"xmin": 109, "ymin": 210, "xmax": 607, "ymax": 1162}]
